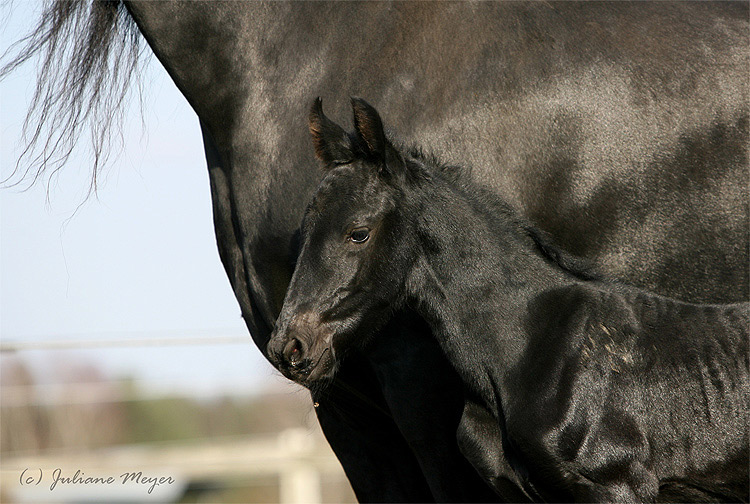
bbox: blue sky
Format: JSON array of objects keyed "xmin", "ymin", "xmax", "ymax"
[{"xmin": 1, "ymin": 3, "xmax": 288, "ymax": 397}]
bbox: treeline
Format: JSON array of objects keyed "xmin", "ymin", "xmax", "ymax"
[{"xmin": 0, "ymin": 356, "xmax": 315, "ymax": 455}]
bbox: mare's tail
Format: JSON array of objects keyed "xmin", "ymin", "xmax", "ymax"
[{"xmin": 1, "ymin": 0, "xmax": 143, "ymax": 192}]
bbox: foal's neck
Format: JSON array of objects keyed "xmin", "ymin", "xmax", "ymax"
[{"xmin": 405, "ymin": 175, "xmax": 578, "ymax": 402}]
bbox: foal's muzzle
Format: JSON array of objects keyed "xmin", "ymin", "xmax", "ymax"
[{"xmin": 267, "ymin": 312, "xmax": 335, "ymax": 384}]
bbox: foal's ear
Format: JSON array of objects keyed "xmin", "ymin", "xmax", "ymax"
[
  {"xmin": 351, "ymin": 97, "xmax": 387, "ymax": 159},
  {"xmin": 351, "ymin": 97, "xmax": 406, "ymax": 178},
  {"xmin": 308, "ymin": 98, "xmax": 353, "ymax": 167}
]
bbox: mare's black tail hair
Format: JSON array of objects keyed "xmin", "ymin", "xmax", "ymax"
[{"xmin": 1, "ymin": 0, "xmax": 144, "ymax": 195}]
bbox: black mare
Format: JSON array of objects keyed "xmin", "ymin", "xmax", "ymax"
[
  {"xmin": 6, "ymin": 2, "xmax": 749, "ymax": 501},
  {"xmin": 269, "ymin": 98, "xmax": 750, "ymax": 503}
]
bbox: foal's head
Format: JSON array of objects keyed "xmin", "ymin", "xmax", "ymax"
[{"xmin": 267, "ymin": 98, "xmax": 422, "ymax": 385}]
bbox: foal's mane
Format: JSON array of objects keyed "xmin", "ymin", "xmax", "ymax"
[{"xmin": 403, "ymin": 145, "xmax": 602, "ymax": 282}]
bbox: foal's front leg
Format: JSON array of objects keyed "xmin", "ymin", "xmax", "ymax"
[
  {"xmin": 456, "ymin": 399, "xmax": 534, "ymax": 502},
  {"xmin": 563, "ymin": 409, "xmax": 659, "ymax": 503}
]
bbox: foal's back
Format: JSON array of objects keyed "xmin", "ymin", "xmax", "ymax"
[{"xmin": 510, "ymin": 282, "xmax": 749, "ymax": 501}]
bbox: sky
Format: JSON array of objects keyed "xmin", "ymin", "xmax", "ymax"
[{"xmin": 0, "ymin": 3, "xmax": 290, "ymax": 397}]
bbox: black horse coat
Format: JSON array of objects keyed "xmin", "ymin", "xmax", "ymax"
[
  {"xmin": 9, "ymin": 2, "xmax": 749, "ymax": 501},
  {"xmin": 270, "ymin": 99, "xmax": 750, "ymax": 502},
  {"xmin": 469, "ymin": 285, "xmax": 749, "ymax": 502}
]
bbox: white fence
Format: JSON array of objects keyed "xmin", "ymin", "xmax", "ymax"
[
  {"xmin": 0, "ymin": 336, "xmax": 354, "ymax": 504},
  {"xmin": 1, "ymin": 428, "xmax": 343, "ymax": 504}
]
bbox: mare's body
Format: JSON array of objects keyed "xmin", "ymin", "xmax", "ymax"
[
  {"xmin": 9, "ymin": 2, "xmax": 749, "ymax": 500},
  {"xmin": 269, "ymin": 99, "xmax": 749, "ymax": 502}
]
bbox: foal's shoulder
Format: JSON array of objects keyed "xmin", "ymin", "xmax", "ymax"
[
  {"xmin": 526, "ymin": 283, "xmax": 639, "ymax": 332},
  {"xmin": 530, "ymin": 282, "xmax": 749, "ymax": 358}
]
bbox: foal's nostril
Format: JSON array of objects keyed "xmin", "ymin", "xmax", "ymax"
[{"xmin": 283, "ymin": 338, "xmax": 305, "ymax": 366}]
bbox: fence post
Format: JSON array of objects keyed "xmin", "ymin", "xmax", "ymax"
[{"xmin": 278, "ymin": 428, "xmax": 322, "ymax": 504}]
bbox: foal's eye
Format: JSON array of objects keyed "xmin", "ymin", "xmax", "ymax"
[{"xmin": 348, "ymin": 228, "xmax": 370, "ymax": 244}]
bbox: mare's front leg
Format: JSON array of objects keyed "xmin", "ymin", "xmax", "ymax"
[
  {"xmin": 314, "ymin": 351, "xmax": 435, "ymax": 503},
  {"xmin": 367, "ymin": 312, "xmax": 500, "ymax": 502}
]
